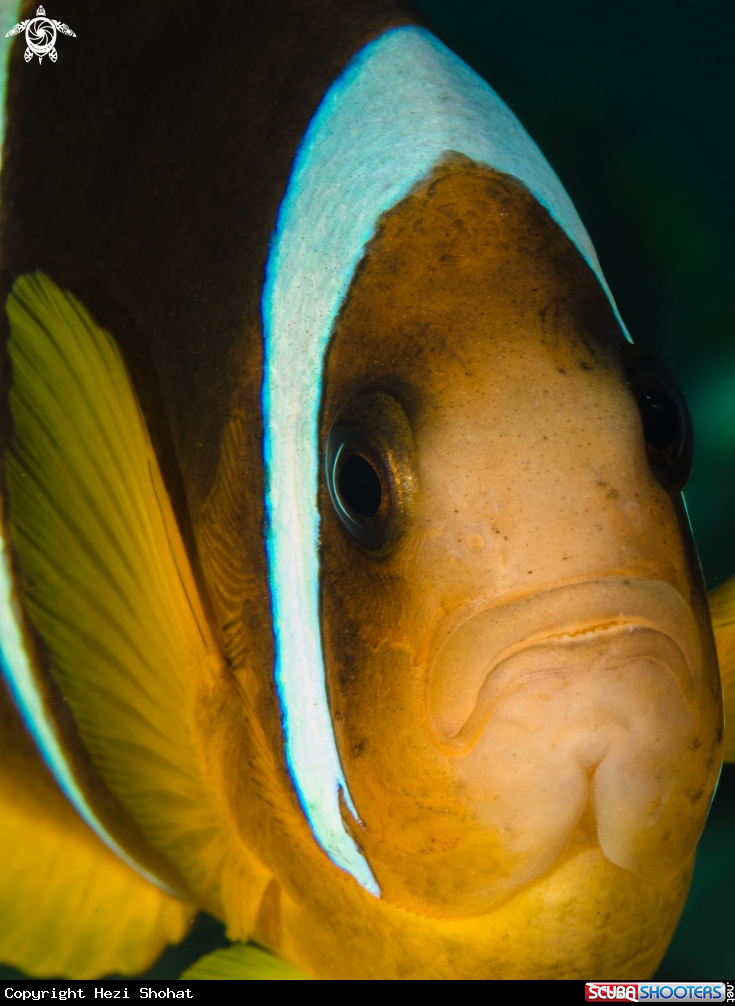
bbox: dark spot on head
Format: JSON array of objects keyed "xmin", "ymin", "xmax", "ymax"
[
  {"xmin": 437, "ymin": 201, "xmax": 458, "ymax": 218},
  {"xmin": 579, "ymin": 360, "xmax": 592, "ymax": 371}
]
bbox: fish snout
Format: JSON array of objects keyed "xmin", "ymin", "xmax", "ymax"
[
  {"xmin": 421, "ymin": 578, "xmax": 710, "ymax": 893},
  {"xmin": 428, "ymin": 577, "xmax": 701, "ymax": 748}
]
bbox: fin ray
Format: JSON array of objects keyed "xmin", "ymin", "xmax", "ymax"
[
  {"xmin": 181, "ymin": 943, "xmax": 312, "ymax": 981},
  {"xmin": 0, "ymin": 785, "xmax": 192, "ymax": 978},
  {"xmin": 4, "ymin": 273, "xmax": 252, "ymax": 907},
  {"xmin": 0, "ymin": 685, "xmax": 192, "ymax": 979}
]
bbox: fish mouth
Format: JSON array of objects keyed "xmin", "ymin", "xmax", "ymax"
[
  {"xmin": 355, "ymin": 575, "xmax": 714, "ymax": 914},
  {"xmin": 428, "ymin": 577, "xmax": 701, "ymax": 754}
]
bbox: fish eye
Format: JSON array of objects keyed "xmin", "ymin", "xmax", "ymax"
[
  {"xmin": 624, "ymin": 346, "xmax": 693, "ymax": 492},
  {"xmin": 325, "ymin": 391, "xmax": 418, "ymax": 551},
  {"xmin": 338, "ymin": 453, "xmax": 382, "ymax": 516}
]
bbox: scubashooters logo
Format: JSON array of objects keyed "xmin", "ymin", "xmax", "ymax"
[
  {"xmin": 5, "ymin": 5, "xmax": 75, "ymax": 63},
  {"xmin": 585, "ymin": 984, "xmax": 727, "ymax": 1002}
]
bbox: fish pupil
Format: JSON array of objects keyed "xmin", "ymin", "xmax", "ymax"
[
  {"xmin": 338, "ymin": 453, "xmax": 382, "ymax": 517},
  {"xmin": 638, "ymin": 385, "xmax": 680, "ymax": 453}
]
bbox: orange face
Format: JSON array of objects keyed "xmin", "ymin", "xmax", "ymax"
[{"xmin": 318, "ymin": 163, "xmax": 721, "ymax": 920}]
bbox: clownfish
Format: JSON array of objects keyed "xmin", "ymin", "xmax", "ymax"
[{"xmin": 0, "ymin": 0, "xmax": 732, "ymax": 981}]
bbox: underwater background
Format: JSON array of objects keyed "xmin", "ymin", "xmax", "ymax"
[
  {"xmin": 421, "ymin": 0, "xmax": 735, "ymax": 979},
  {"xmin": 1, "ymin": 0, "xmax": 734, "ymax": 981}
]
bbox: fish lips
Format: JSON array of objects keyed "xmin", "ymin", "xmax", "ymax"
[{"xmin": 427, "ymin": 576, "xmax": 702, "ymax": 755}]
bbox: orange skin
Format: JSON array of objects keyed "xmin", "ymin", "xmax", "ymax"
[
  {"xmin": 194, "ymin": 164, "xmax": 722, "ymax": 978},
  {"xmin": 230, "ymin": 161, "xmax": 718, "ymax": 967}
]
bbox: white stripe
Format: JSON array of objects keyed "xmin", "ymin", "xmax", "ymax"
[
  {"xmin": 263, "ymin": 25, "xmax": 626, "ymax": 894},
  {"xmin": 0, "ymin": 526, "xmax": 177, "ymax": 894}
]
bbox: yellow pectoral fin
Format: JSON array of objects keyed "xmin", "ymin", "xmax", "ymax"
[
  {"xmin": 0, "ymin": 688, "xmax": 192, "ymax": 979},
  {"xmin": 709, "ymin": 575, "xmax": 735, "ymax": 761},
  {"xmin": 3, "ymin": 273, "xmax": 265, "ymax": 915},
  {"xmin": 0, "ymin": 783, "xmax": 192, "ymax": 979},
  {"xmin": 181, "ymin": 944, "xmax": 312, "ymax": 980}
]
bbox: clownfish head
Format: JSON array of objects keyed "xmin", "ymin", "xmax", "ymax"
[
  {"xmin": 318, "ymin": 162, "xmax": 717, "ymax": 917},
  {"xmin": 262, "ymin": 26, "xmax": 721, "ymax": 933}
]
